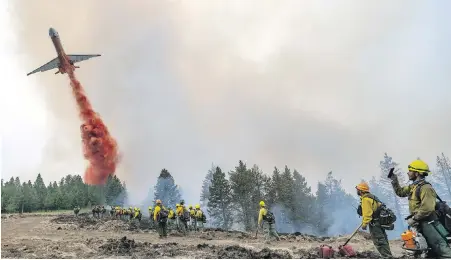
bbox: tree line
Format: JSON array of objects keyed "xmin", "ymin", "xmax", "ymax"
[
  {"xmin": 2, "ymin": 152, "xmax": 450, "ymax": 238},
  {"xmin": 1, "ymin": 174, "xmax": 127, "ymax": 213}
]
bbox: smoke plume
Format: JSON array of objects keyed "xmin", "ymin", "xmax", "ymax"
[{"xmin": 5, "ymin": 1, "xmax": 451, "ymax": 203}]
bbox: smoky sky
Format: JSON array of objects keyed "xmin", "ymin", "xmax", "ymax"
[{"xmin": 4, "ymin": 0, "xmax": 451, "ymax": 204}]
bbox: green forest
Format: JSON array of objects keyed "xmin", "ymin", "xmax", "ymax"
[{"xmin": 1, "ymin": 174, "xmax": 127, "ymax": 213}]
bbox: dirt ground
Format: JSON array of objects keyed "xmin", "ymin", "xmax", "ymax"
[{"xmin": 1, "ymin": 213, "xmax": 414, "ymax": 259}]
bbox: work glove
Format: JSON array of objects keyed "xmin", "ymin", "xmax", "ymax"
[
  {"xmin": 361, "ymin": 224, "xmax": 367, "ymax": 230},
  {"xmin": 387, "ymin": 168, "xmax": 397, "ymax": 181},
  {"xmin": 407, "ymin": 217, "xmax": 419, "ymax": 228}
]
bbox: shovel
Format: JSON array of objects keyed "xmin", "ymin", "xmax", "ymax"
[{"xmin": 338, "ymin": 223, "xmax": 362, "ymax": 257}]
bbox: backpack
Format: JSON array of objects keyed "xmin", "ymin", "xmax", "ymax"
[
  {"xmin": 182, "ymin": 210, "xmax": 191, "ymax": 221},
  {"xmin": 415, "ymin": 181, "xmax": 451, "ymax": 233},
  {"xmin": 263, "ymin": 210, "xmax": 275, "ymax": 224},
  {"xmin": 360, "ymin": 194, "xmax": 397, "ymax": 230},
  {"xmin": 159, "ymin": 208, "xmax": 169, "ymax": 222}
]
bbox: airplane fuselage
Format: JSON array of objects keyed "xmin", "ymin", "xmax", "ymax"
[{"xmin": 49, "ymin": 28, "xmax": 74, "ymax": 74}]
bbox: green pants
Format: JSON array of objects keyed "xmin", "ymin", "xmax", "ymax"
[
  {"xmin": 263, "ymin": 222, "xmax": 280, "ymax": 241},
  {"xmin": 369, "ymin": 222, "xmax": 393, "ymax": 258},
  {"xmin": 179, "ymin": 219, "xmax": 188, "ymax": 235},
  {"xmin": 192, "ymin": 218, "xmax": 198, "ymax": 231},
  {"xmin": 419, "ymin": 221, "xmax": 451, "ymax": 258},
  {"xmin": 197, "ymin": 220, "xmax": 204, "ymax": 231},
  {"xmin": 158, "ymin": 221, "xmax": 168, "ymax": 237}
]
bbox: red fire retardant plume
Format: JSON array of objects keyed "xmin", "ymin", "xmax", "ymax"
[{"xmin": 63, "ymin": 56, "xmax": 119, "ymax": 185}]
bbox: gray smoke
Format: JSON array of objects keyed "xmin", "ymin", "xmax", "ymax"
[{"xmin": 5, "ymin": 0, "xmax": 451, "ymax": 205}]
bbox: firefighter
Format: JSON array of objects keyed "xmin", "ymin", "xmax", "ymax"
[
  {"xmin": 356, "ymin": 182, "xmax": 393, "ymax": 258},
  {"xmin": 74, "ymin": 206, "xmax": 80, "ymax": 217},
  {"xmin": 195, "ymin": 204, "xmax": 205, "ymax": 231},
  {"xmin": 153, "ymin": 199, "xmax": 169, "ymax": 238},
  {"xmin": 177, "ymin": 200, "xmax": 189, "ymax": 235},
  {"xmin": 390, "ymin": 159, "xmax": 451, "ymax": 258},
  {"xmin": 189, "ymin": 205, "xmax": 196, "ymax": 231},
  {"xmin": 258, "ymin": 200, "xmax": 280, "ymax": 243},
  {"xmin": 168, "ymin": 208, "xmax": 176, "ymax": 229},
  {"xmin": 175, "ymin": 203, "xmax": 181, "ymax": 232}
]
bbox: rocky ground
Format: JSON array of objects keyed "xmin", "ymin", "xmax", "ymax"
[{"xmin": 1, "ymin": 213, "xmax": 414, "ymax": 259}]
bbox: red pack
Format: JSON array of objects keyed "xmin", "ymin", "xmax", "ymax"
[
  {"xmin": 338, "ymin": 244, "xmax": 356, "ymax": 257},
  {"xmin": 319, "ymin": 244, "xmax": 335, "ymax": 259}
]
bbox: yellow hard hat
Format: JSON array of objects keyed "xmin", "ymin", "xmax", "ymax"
[
  {"xmin": 195, "ymin": 204, "xmax": 200, "ymax": 209},
  {"xmin": 188, "ymin": 204, "xmax": 192, "ymax": 209},
  {"xmin": 148, "ymin": 206, "xmax": 152, "ymax": 210},
  {"xmin": 408, "ymin": 160, "xmax": 430, "ymax": 175},
  {"xmin": 259, "ymin": 201, "xmax": 265, "ymax": 207},
  {"xmin": 176, "ymin": 203, "xmax": 180, "ymax": 207},
  {"xmin": 356, "ymin": 182, "xmax": 370, "ymax": 192},
  {"xmin": 156, "ymin": 199, "xmax": 162, "ymax": 204}
]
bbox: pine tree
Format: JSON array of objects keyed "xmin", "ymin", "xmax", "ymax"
[
  {"xmin": 432, "ymin": 153, "xmax": 451, "ymax": 201},
  {"xmin": 291, "ymin": 169, "xmax": 314, "ymax": 228},
  {"xmin": 207, "ymin": 166, "xmax": 234, "ymax": 230},
  {"xmin": 105, "ymin": 175, "xmax": 126, "ymax": 206},
  {"xmin": 33, "ymin": 173, "xmax": 47, "ymax": 210},
  {"xmin": 200, "ymin": 164, "xmax": 215, "ymax": 210},
  {"xmin": 153, "ymin": 169, "xmax": 181, "ymax": 207},
  {"xmin": 229, "ymin": 160, "xmax": 255, "ymax": 231},
  {"xmin": 314, "ymin": 182, "xmax": 330, "ymax": 234}
]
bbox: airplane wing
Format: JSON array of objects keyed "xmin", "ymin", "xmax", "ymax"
[
  {"xmin": 26, "ymin": 57, "xmax": 59, "ymax": 76},
  {"xmin": 67, "ymin": 54, "xmax": 101, "ymax": 64}
]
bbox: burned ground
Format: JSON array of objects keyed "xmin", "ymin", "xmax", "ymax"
[{"xmin": 2, "ymin": 213, "xmax": 412, "ymax": 259}]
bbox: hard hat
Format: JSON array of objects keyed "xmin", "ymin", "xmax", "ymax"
[
  {"xmin": 176, "ymin": 203, "xmax": 180, "ymax": 207},
  {"xmin": 195, "ymin": 204, "xmax": 200, "ymax": 209},
  {"xmin": 259, "ymin": 201, "xmax": 265, "ymax": 207},
  {"xmin": 356, "ymin": 182, "xmax": 370, "ymax": 192},
  {"xmin": 148, "ymin": 206, "xmax": 152, "ymax": 210},
  {"xmin": 188, "ymin": 204, "xmax": 192, "ymax": 209},
  {"xmin": 156, "ymin": 199, "xmax": 162, "ymax": 204},
  {"xmin": 408, "ymin": 160, "xmax": 430, "ymax": 175}
]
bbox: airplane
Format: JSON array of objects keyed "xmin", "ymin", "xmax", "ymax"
[{"xmin": 26, "ymin": 28, "xmax": 101, "ymax": 76}]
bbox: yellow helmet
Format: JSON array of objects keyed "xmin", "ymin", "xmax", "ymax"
[
  {"xmin": 176, "ymin": 203, "xmax": 180, "ymax": 207},
  {"xmin": 148, "ymin": 206, "xmax": 152, "ymax": 210},
  {"xmin": 195, "ymin": 204, "xmax": 200, "ymax": 209},
  {"xmin": 408, "ymin": 160, "xmax": 430, "ymax": 175},
  {"xmin": 188, "ymin": 204, "xmax": 193, "ymax": 209},
  {"xmin": 259, "ymin": 201, "xmax": 265, "ymax": 207}
]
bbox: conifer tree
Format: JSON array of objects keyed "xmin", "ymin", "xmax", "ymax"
[
  {"xmin": 207, "ymin": 166, "xmax": 234, "ymax": 230},
  {"xmin": 153, "ymin": 169, "xmax": 181, "ymax": 207}
]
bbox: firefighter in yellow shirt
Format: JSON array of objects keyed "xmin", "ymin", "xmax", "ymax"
[
  {"xmin": 153, "ymin": 199, "xmax": 169, "ymax": 238},
  {"xmin": 258, "ymin": 201, "xmax": 280, "ymax": 243},
  {"xmin": 189, "ymin": 205, "xmax": 196, "ymax": 230},
  {"xmin": 356, "ymin": 182, "xmax": 392, "ymax": 258},
  {"xmin": 195, "ymin": 204, "xmax": 205, "ymax": 231}
]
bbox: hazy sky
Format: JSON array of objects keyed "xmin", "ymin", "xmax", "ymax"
[{"xmin": 2, "ymin": 0, "xmax": 450, "ymax": 204}]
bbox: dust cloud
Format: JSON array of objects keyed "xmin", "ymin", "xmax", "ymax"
[{"xmin": 6, "ymin": 0, "xmax": 451, "ymax": 203}]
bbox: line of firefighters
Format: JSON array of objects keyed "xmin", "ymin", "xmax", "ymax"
[{"xmin": 106, "ymin": 199, "xmax": 206, "ymax": 238}]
